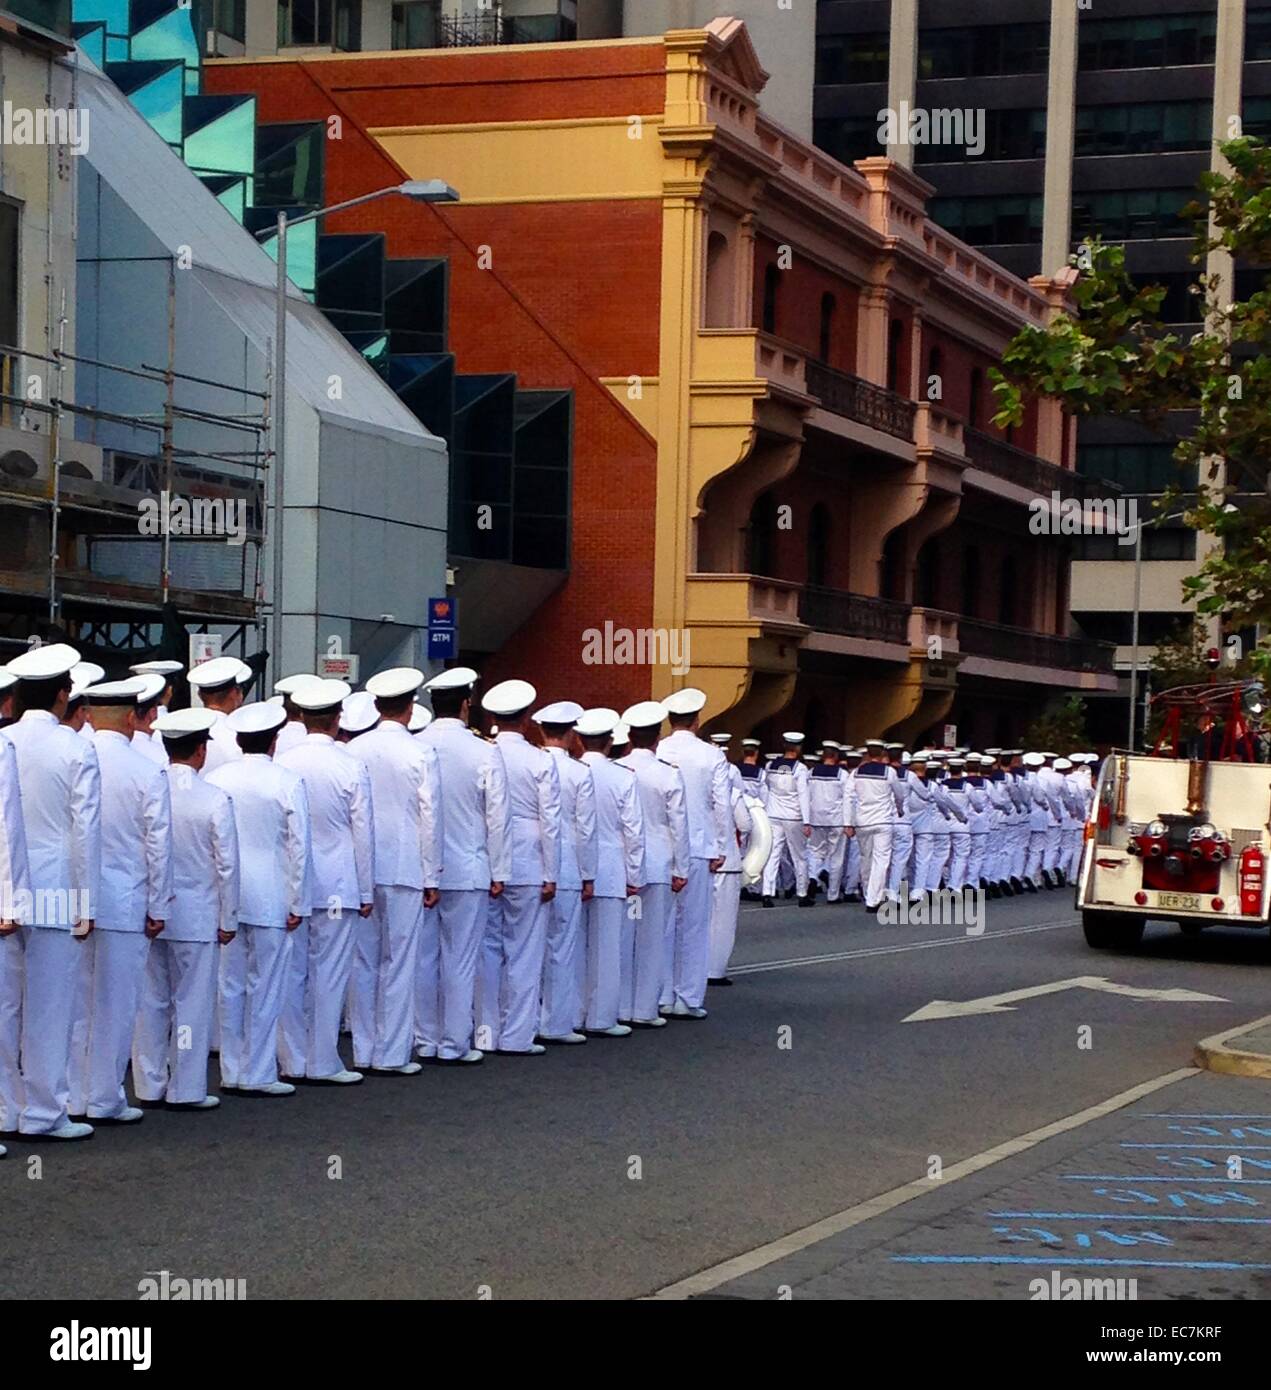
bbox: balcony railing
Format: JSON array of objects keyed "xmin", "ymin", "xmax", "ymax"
[
  {"xmin": 438, "ymin": 13, "xmax": 574, "ymax": 47},
  {"xmin": 957, "ymin": 616, "xmax": 1116, "ymax": 674},
  {"xmin": 800, "ymin": 586, "xmax": 911, "ymax": 644},
  {"xmin": 964, "ymin": 427, "xmax": 1107, "ymax": 502},
  {"xmin": 805, "ymin": 360, "xmax": 916, "ymax": 442}
]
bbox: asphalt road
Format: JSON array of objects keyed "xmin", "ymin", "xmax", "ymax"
[{"xmin": 6, "ymin": 886, "xmax": 1271, "ymax": 1301}]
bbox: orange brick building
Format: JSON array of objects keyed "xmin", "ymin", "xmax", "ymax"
[{"xmin": 207, "ymin": 17, "xmax": 1116, "ymax": 748}]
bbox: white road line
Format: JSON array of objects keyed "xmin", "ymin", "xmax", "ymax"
[
  {"xmin": 645, "ymin": 1065, "xmax": 1198, "ymax": 1300},
  {"xmin": 731, "ymin": 918, "xmax": 1074, "ymax": 976}
]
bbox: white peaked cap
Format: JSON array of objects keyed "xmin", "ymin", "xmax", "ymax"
[
  {"xmin": 188, "ymin": 656, "xmax": 245, "ymax": 689},
  {"xmin": 408, "ymin": 703, "xmax": 433, "ymax": 733},
  {"xmin": 663, "ymin": 687, "xmax": 707, "ymax": 717},
  {"xmin": 0, "ymin": 669, "xmax": 15, "ymax": 692},
  {"xmin": 155, "ymin": 708, "xmax": 216, "ymax": 738},
  {"xmin": 621, "ymin": 700, "xmax": 667, "ymax": 730},
  {"xmin": 340, "ymin": 690, "xmax": 380, "ymax": 734},
  {"xmin": 268, "ymin": 694, "xmax": 284, "ymax": 706},
  {"xmin": 1023, "ymin": 752, "xmax": 1044, "ymax": 767},
  {"xmin": 130, "ymin": 659, "xmax": 183, "ymax": 677},
  {"xmin": 291, "ymin": 678, "xmax": 352, "ymax": 712},
  {"xmin": 576, "ymin": 707, "xmax": 620, "ymax": 738},
  {"xmin": 228, "ymin": 701, "xmax": 286, "ymax": 735},
  {"xmin": 482, "ymin": 679, "xmax": 537, "ymax": 717},
  {"xmin": 611, "ymin": 722, "xmax": 631, "ymax": 746},
  {"xmin": 782, "ymin": 730, "xmax": 805, "ymax": 744},
  {"xmin": 275, "ymin": 673, "xmax": 320, "ymax": 696},
  {"xmin": 533, "ymin": 701, "xmax": 584, "ymax": 725},
  {"xmin": 1054, "ymin": 757, "xmax": 1073, "ymax": 771},
  {"xmin": 710, "ymin": 733, "xmax": 732, "ymax": 745},
  {"xmin": 741, "ymin": 738, "xmax": 761, "ymax": 747},
  {"xmin": 71, "ymin": 661, "xmax": 106, "ymax": 689},
  {"xmin": 85, "ymin": 678, "xmax": 148, "ymax": 704},
  {"xmin": 8, "ymin": 643, "xmax": 80, "ymax": 680},
  {"xmin": 134, "ymin": 674, "xmax": 167, "ymax": 704},
  {"xmin": 366, "ymin": 667, "xmax": 424, "ymax": 700},
  {"xmin": 425, "ymin": 666, "xmax": 478, "ymax": 693}
]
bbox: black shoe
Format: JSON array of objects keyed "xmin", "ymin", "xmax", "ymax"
[
  {"xmin": 1009, "ymin": 877, "xmax": 1023, "ymax": 894},
  {"xmin": 798, "ymin": 894, "xmax": 814, "ymax": 907},
  {"xmin": 846, "ymin": 891, "xmax": 862, "ymax": 903},
  {"xmin": 987, "ymin": 882, "xmax": 1000, "ymax": 900},
  {"xmin": 1054, "ymin": 868, "xmax": 1067, "ymax": 887},
  {"xmin": 762, "ymin": 895, "xmax": 774, "ymax": 908},
  {"xmin": 1025, "ymin": 879, "xmax": 1038, "ymax": 893},
  {"xmin": 707, "ymin": 976, "xmax": 734, "ymax": 987},
  {"xmin": 1000, "ymin": 879, "xmax": 1014, "ymax": 897}
]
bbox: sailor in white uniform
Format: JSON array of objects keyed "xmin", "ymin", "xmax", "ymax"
[
  {"xmin": 352, "ymin": 668, "xmax": 443, "ymax": 1075},
  {"xmin": 128, "ymin": 659, "xmax": 183, "ymax": 738},
  {"xmin": 273, "ymin": 674, "xmax": 319, "ymax": 757},
  {"xmin": 761, "ymin": 733, "xmax": 812, "ymax": 906},
  {"xmin": 64, "ymin": 661, "xmax": 103, "ymax": 741},
  {"xmin": 276, "ymin": 678, "xmax": 374, "ymax": 1085},
  {"xmin": 618, "ymin": 701, "xmax": 689, "ymax": 1028},
  {"xmin": 478, "ymin": 680, "xmax": 560, "ymax": 1056},
  {"xmin": 707, "ymin": 745, "xmax": 751, "ymax": 986},
  {"xmin": 534, "ymin": 701, "xmax": 597, "ymax": 1045},
  {"xmin": 940, "ymin": 758, "xmax": 975, "ymax": 892},
  {"xmin": 418, "ymin": 667, "xmax": 509, "ymax": 1064},
  {"xmin": 884, "ymin": 745, "xmax": 916, "ymax": 905},
  {"xmin": 131, "ymin": 674, "xmax": 169, "ymax": 766},
  {"xmin": 207, "ymin": 701, "xmax": 310, "ymax": 1096},
  {"xmin": 1, "ymin": 644, "xmax": 97, "ymax": 1140},
  {"xmin": 1037, "ymin": 752, "xmax": 1069, "ymax": 886},
  {"xmin": 656, "ymin": 688, "xmax": 728, "ymax": 1019},
  {"xmin": 577, "ymin": 708, "xmax": 643, "ymax": 1036},
  {"xmin": 963, "ymin": 755, "xmax": 994, "ymax": 890},
  {"xmin": 0, "ymin": 674, "xmax": 32, "ymax": 1154},
  {"xmin": 1022, "ymin": 752, "xmax": 1053, "ymax": 889},
  {"xmin": 807, "ymin": 744, "xmax": 849, "ymax": 903},
  {"xmin": 71, "ymin": 678, "xmax": 173, "ymax": 1126},
  {"xmin": 188, "ymin": 656, "xmax": 249, "ymax": 775},
  {"xmin": 852, "ymin": 740, "xmax": 904, "ymax": 911},
  {"xmin": 132, "ymin": 709, "xmax": 238, "ymax": 1110}
]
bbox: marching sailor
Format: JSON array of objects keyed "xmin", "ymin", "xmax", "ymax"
[
  {"xmin": 276, "ymin": 678, "xmax": 374, "ymax": 1085},
  {"xmin": 807, "ymin": 744, "xmax": 849, "ymax": 904},
  {"xmin": 760, "ymin": 733, "xmax": 812, "ymax": 908},
  {"xmin": 1, "ymin": 644, "xmax": 97, "ymax": 1140},
  {"xmin": 618, "ymin": 701, "xmax": 689, "ymax": 1029},
  {"xmin": 131, "ymin": 674, "xmax": 169, "ymax": 765},
  {"xmin": 274, "ymin": 675, "xmax": 318, "ymax": 757},
  {"xmin": 0, "ymin": 669, "xmax": 32, "ymax": 1151},
  {"xmin": 577, "ymin": 708, "xmax": 643, "ymax": 1037},
  {"xmin": 884, "ymin": 745, "xmax": 914, "ymax": 905},
  {"xmin": 708, "ymin": 762, "xmax": 752, "ymax": 986},
  {"xmin": 479, "ymin": 680, "xmax": 560, "ymax": 1056},
  {"xmin": 657, "ymin": 688, "xmax": 729, "ymax": 1018},
  {"xmin": 1021, "ymin": 752, "xmax": 1052, "ymax": 890},
  {"xmin": 133, "ymin": 709, "xmax": 238, "ymax": 1110},
  {"xmin": 71, "ymin": 678, "xmax": 173, "ymax": 1126},
  {"xmin": 352, "ymin": 668, "xmax": 443, "ymax": 1075},
  {"xmin": 418, "ymin": 668, "xmax": 509, "ymax": 1064},
  {"xmin": 207, "ymin": 701, "xmax": 310, "ymax": 1097},
  {"xmin": 128, "ymin": 659, "xmax": 183, "ymax": 731},
  {"xmin": 188, "ymin": 657, "xmax": 249, "ymax": 774},
  {"xmin": 852, "ymin": 740, "xmax": 903, "ymax": 912}
]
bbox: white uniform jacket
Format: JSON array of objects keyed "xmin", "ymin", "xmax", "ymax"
[
  {"xmin": 418, "ymin": 719, "xmax": 511, "ymax": 890},
  {"xmin": 656, "ymin": 729, "xmax": 730, "ymax": 862},
  {"xmin": 763, "ymin": 756, "xmax": 810, "ymax": 825},
  {"xmin": 807, "ymin": 763, "xmax": 848, "ymax": 828},
  {"xmin": 494, "ymin": 731, "xmax": 561, "ymax": 888},
  {"xmin": 355, "ymin": 720, "xmax": 444, "ymax": 889},
  {"xmin": 546, "ymin": 747, "xmax": 598, "ymax": 891},
  {"xmin": 0, "ymin": 733, "xmax": 30, "ymax": 919},
  {"xmin": 848, "ymin": 761, "xmax": 903, "ymax": 828},
  {"xmin": 580, "ymin": 751, "xmax": 644, "ymax": 897},
  {"xmin": 165, "ymin": 762, "xmax": 239, "ymax": 942},
  {"xmin": 618, "ymin": 748, "xmax": 690, "ymax": 884},
  {"xmin": 202, "ymin": 710, "xmax": 243, "ymax": 776},
  {"xmin": 207, "ymin": 754, "xmax": 310, "ymax": 926},
  {"xmin": 93, "ymin": 729, "xmax": 174, "ymax": 931}
]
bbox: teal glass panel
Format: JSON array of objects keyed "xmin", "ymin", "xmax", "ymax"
[
  {"xmin": 131, "ymin": 8, "xmax": 200, "ymax": 81},
  {"xmin": 105, "ymin": 33, "xmax": 128, "ymax": 58},
  {"xmin": 129, "ymin": 64, "xmax": 185, "ymax": 146},
  {"xmin": 184, "ymin": 96, "xmax": 257, "ymax": 177},
  {"xmin": 261, "ymin": 218, "xmax": 318, "ymax": 296},
  {"xmin": 72, "ymin": 0, "xmax": 128, "ymax": 30},
  {"xmin": 213, "ymin": 177, "xmax": 246, "ymax": 223},
  {"xmin": 74, "ymin": 21, "xmax": 106, "ymax": 66}
]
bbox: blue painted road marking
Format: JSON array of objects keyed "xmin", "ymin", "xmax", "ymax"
[
  {"xmin": 890, "ymin": 1256, "xmax": 1271, "ymax": 1270},
  {"xmin": 988, "ymin": 1210, "xmax": 1271, "ymax": 1224}
]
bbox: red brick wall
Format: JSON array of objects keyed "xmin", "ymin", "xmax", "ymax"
[{"xmin": 750, "ymin": 235, "xmax": 860, "ymax": 373}]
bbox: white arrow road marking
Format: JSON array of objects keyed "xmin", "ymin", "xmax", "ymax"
[{"xmin": 902, "ymin": 975, "xmax": 1228, "ymax": 1022}]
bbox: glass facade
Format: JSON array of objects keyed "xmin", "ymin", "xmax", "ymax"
[
  {"xmin": 1071, "ymin": 189, "xmax": 1195, "ymax": 243},
  {"xmin": 1078, "ymin": 13, "xmax": 1218, "ymax": 70},
  {"xmin": 918, "ymin": 23, "xmax": 1049, "ymax": 79},
  {"xmin": 815, "ymin": 31, "xmax": 889, "ymax": 85},
  {"xmin": 1074, "ymin": 101, "xmax": 1212, "ymax": 157},
  {"xmin": 914, "ymin": 108, "xmax": 1046, "ymax": 164},
  {"xmin": 278, "ymin": 0, "xmax": 359, "ymax": 49},
  {"xmin": 928, "ymin": 194, "xmax": 1044, "ymax": 246},
  {"xmin": 392, "ymin": 0, "xmax": 439, "ymax": 50}
]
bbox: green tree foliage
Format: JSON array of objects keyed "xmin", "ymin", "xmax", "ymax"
[{"xmin": 1021, "ymin": 695, "xmax": 1089, "ymax": 754}]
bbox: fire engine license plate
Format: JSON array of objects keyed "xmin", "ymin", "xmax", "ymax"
[{"xmin": 1158, "ymin": 892, "xmax": 1200, "ymax": 911}]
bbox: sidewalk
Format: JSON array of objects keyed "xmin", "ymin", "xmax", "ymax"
[{"xmin": 1196, "ymin": 1015, "xmax": 1271, "ymax": 1079}]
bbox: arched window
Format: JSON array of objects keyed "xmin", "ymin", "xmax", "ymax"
[
  {"xmin": 968, "ymin": 367, "xmax": 983, "ymax": 429},
  {"xmin": 808, "ymin": 502, "xmax": 830, "ymax": 587},
  {"xmin": 748, "ymin": 490, "xmax": 776, "ymax": 576},
  {"xmin": 881, "ymin": 529, "xmax": 907, "ymax": 600},
  {"xmin": 762, "ymin": 263, "xmax": 781, "ymax": 335},
  {"xmin": 818, "ymin": 292, "xmax": 836, "ymax": 364},
  {"xmin": 961, "ymin": 544, "xmax": 981, "ymax": 618},
  {"xmin": 915, "ymin": 538, "xmax": 939, "ymax": 608},
  {"xmin": 887, "ymin": 318, "xmax": 904, "ymax": 392},
  {"xmin": 999, "ymin": 554, "xmax": 1018, "ymax": 625},
  {"xmin": 704, "ymin": 230, "xmax": 731, "ymax": 328}
]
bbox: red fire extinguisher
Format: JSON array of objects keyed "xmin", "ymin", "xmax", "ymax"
[{"xmin": 1239, "ymin": 843, "xmax": 1265, "ymax": 917}]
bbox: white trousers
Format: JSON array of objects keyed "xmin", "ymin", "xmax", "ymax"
[
  {"xmin": 300, "ymin": 908, "xmax": 359, "ymax": 1078},
  {"xmin": 70, "ymin": 929, "xmax": 150, "ymax": 1120},
  {"xmin": 967, "ymin": 832, "xmax": 988, "ymax": 888},
  {"xmin": 922, "ymin": 836, "xmax": 949, "ymax": 893},
  {"xmin": 540, "ymin": 887, "xmax": 585, "ymax": 1037},
  {"xmin": 947, "ymin": 831, "xmax": 971, "ymax": 891},
  {"xmin": 763, "ymin": 821, "xmax": 809, "ymax": 897},
  {"xmin": 708, "ymin": 871, "xmax": 742, "ymax": 980},
  {"xmin": 478, "ymin": 884, "xmax": 548, "ymax": 1053},
  {"xmin": 843, "ymin": 835, "xmax": 861, "ymax": 894},
  {"xmin": 855, "ymin": 825, "xmax": 893, "ymax": 907},
  {"xmin": 0, "ymin": 926, "xmax": 83, "ymax": 1134},
  {"xmin": 908, "ymin": 835, "xmax": 934, "ymax": 899},
  {"xmin": 662, "ymin": 858, "xmax": 712, "ymax": 1012},
  {"xmin": 620, "ymin": 882, "xmax": 669, "ymax": 1023},
  {"xmin": 350, "ymin": 886, "xmax": 423, "ymax": 1069},
  {"xmin": 1062, "ymin": 827, "xmax": 1084, "ymax": 879},
  {"xmin": 584, "ymin": 895, "xmax": 625, "ymax": 1031},
  {"xmin": 1025, "ymin": 830, "xmax": 1049, "ymax": 885},
  {"xmin": 1043, "ymin": 824, "xmax": 1063, "ymax": 872},
  {"xmin": 219, "ymin": 923, "xmax": 292, "ymax": 1089},
  {"xmin": 277, "ymin": 916, "xmax": 310, "ymax": 1077},
  {"xmin": 887, "ymin": 824, "xmax": 915, "ymax": 898},
  {"xmin": 1010, "ymin": 823, "xmax": 1030, "ymax": 880},
  {"xmin": 132, "ymin": 938, "xmax": 217, "ymax": 1104},
  {"xmin": 808, "ymin": 826, "xmax": 846, "ymax": 899},
  {"xmin": 435, "ymin": 889, "xmax": 486, "ymax": 1060}
]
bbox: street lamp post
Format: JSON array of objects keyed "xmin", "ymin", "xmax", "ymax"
[{"xmin": 257, "ymin": 179, "xmax": 459, "ymax": 684}]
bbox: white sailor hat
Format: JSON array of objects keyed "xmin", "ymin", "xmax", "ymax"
[
  {"xmin": 0, "ymin": 669, "xmax": 16, "ymax": 693},
  {"xmin": 71, "ymin": 661, "xmax": 106, "ymax": 690},
  {"xmin": 134, "ymin": 674, "xmax": 167, "ymax": 706},
  {"xmin": 902, "ymin": 751, "xmax": 912, "ymax": 764},
  {"xmin": 533, "ymin": 700, "xmax": 584, "ymax": 726},
  {"xmin": 909, "ymin": 749, "xmax": 930, "ymax": 762},
  {"xmin": 621, "ymin": 700, "xmax": 667, "ymax": 730},
  {"xmin": 948, "ymin": 756, "xmax": 966, "ymax": 767},
  {"xmin": 1054, "ymin": 757, "xmax": 1073, "ymax": 771},
  {"xmin": 85, "ymin": 677, "xmax": 147, "ymax": 705},
  {"xmin": 234, "ymin": 660, "xmax": 254, "ymax": 685},
  {"xmin": 1041, "ymin": 750, "xmax": 1058, "ymax": 760},
  {"xmin": 885, "ymin": 741, "xmax": 904, "ymax": 752},
  {"xmin": 842, "ymin": 746, "xmax": 863, "ymax": 758},
  {"xmin": 366, "ymin": 667, "xmax": 425, "ymax": 701},
  {"xmin": 154, "ymin": 708, "xmax": 216, "ymax": 739},
  {"xmin": 611, "ymin": 722, "xmax": 631, "ymax": 746},
  {"xmin": 710, "ymin": 732, "xmax": 732, "ymax": 745},
  {"xmin": 482, "ymin": 679, "xmax": 537, "ymax": 718},
  {"xmin": 782, "ymin": 730, "xmax": 805, "ymax": 744},
  {"xmin": 188, "ymin": 656, "xmax": 245, "ymax": 690},
  {"xmin": 340, "ymin": 690, "xmax": 380, "ymax": 734},
  {"xmin": 663, "ymin": 687, "xmax": 707, "ymax": 717},
  {"xmin": 268, "ymin": 694, "xmax": 284, "ymax": 706},
  {"xmin": 408, "ymin": 703, "xmax": 433, "ymax": 734},
  {"xmin": 291, "ymin": 678, "xmax": 352, "ymax": 712},
  {"xmin": 275, "ymin": 673, "xmax": 319, "ymax": 696},
  {"xmin": 576, "ymin": 707, "xmax": 620, "ymax": 738},
  {"xmin": 129, "ymin": 660, "xmax": 183, "ymax": 677},
  {"xmin": 822, "ymin": 739, "xmax": 840, "ymax": 750},
  {"xmin": 803, "ymin": 753, "xmax": 817, "ymax": 762},
  {"xmin": 865, "ymin": 737, "xmax": 886, "ymax": 748},
  {"xmin": 741, "ymin": 737, "xmax": 761, "ymax": 748},
  {"xmin": 984, "ymin": 747, "xmax": 1002, "ymax": 757},
  {"xmin": 424, "ymin": 666, "xmax": 478, "ymax": 693},
  {"xmin": 228, "ymin": 701, "xmax": 287, "ymax": 735},
  {"xmin": 8, "ymin": 642, "xmax": 80, "ymax": 681},
  {"xmin": 1022, "ymin": 751, "xmax": 1044, "ymax": 767}
]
